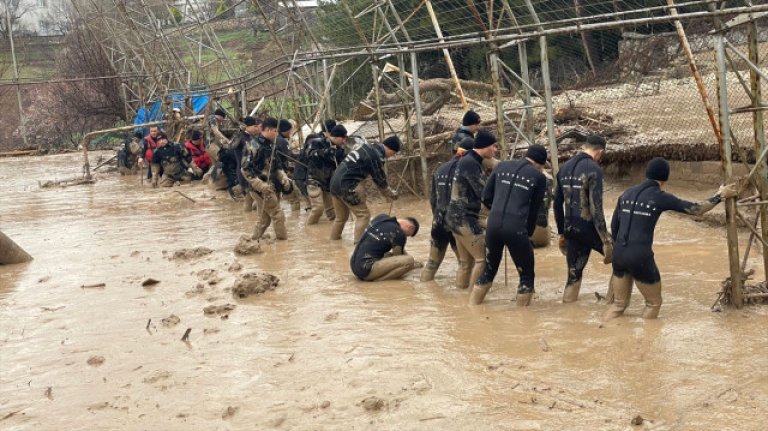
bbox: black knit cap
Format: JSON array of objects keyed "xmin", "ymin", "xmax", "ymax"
[
  {"xmin": 323, "ymin": 119, "xmax": 337, "ymax": 133},
  {"xmin": 645, "ymin": 157, "xmax": 670, "ymax": 182},
  {"xmin": 586, "ymin": 134, "xmax": 607, "ymax": 149},
  {"xmin": 156, "ymin": 132, "xmax": 169, "ymax": 141},
  {"xmin": 278, "ymin": 119, "xmax": 292, "ymax": 133},
  {"xmin": 458, "ymin": 137, "xmax": 474, "ymax": 151},
  {"xmin": 243, "ymin": 116, "xmax": 258, "ymax": 126},
  {"xmin": 382, "ymin": 135, "xmax": 402, "ymax": 153},
  {"xmin": 462, "ymin": 110, "xmax": 481, "ymax": 126},
  {"xmin": 330, "ymin": 124, "xmax": 347, "ymax": 138},
  {"xmin": 214, "ymin": 108, "xmax": 226, "ymax": 117},
  {"xmin": 190, "ymin": 130, "xmax": 202, "ymax": 141},
  {"xmin": 473, "ymin": 129, "xmax": 497, "ymax": 149},
  {"xmin": 526, "ymin": 144, "xmax": 547, "ymax": 165}
]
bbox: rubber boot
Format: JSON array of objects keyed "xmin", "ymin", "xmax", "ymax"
[
  {"xmin": 637, "ymin": 281, "xmax": 662, "ymax": 319},
  {"xmin": 604, "ymin": 275, "xmax": 633, "ymax": 319},
  {"xmin": 468, "ymin": 282, "xmax": 491, "ymax": 305},
  {"xmin": 330, "ymin": 220, "xmax": 344, "ymax": 240},
  {"xmin": 515, "ymin": 284, "xmax": 533, "ymax": 307},
  {"xmin": 273, "ymin": 212, "xmax": 288, "ymax": 240},
  {"xmin": 516, "ymin": 292, "xmax": 533, "ymax": 307},
  {"xmin": 562, "ymin": 280, "xmax": 582, "ymax": 303},
  {"xmin": 455, "ymin": 259, "xmax": 472, "ymax": 290}
]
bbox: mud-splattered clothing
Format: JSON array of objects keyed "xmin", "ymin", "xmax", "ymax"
[
  {"xmin": 422, "ymin": 157, "xmax": 462, "ymax": 280},
  {"xmin": 554, "ymin": 152, "xmax": 609, "ymax": 283},
  {"xmin": 537, "ymin": 174, "xmax": 554, "ymax": 228},
  {"xmin": 476, "ymin": 159, "xmax": 546, "ymax": 289},
  {"xmin": 446, "ymin": 150, "xmax": 486, "ymax": 235},
  {"xmin": 330, "ymin": 143, "xmax": 389, "ymax": 205},
  {"xmin": 306, "ymin": 137, "xmax": 345, "ymax": 191},
  {"xmin": 610, "ymin": 179, "xmax": 721, "ymax": 284},
  {"xmin": 151, "ymin": 143, "xmax": 191, "ymax": 186},
  {"xmin": 293, "ymin": 135, "xmax": 321, "ymax": 197},
  {"xmin": 117, "ymin": 137, "xmax": 141, "ymax": 175},
  {"xmin": 350, "ymin": 214, "xmax": 406, "ymax": 280},
  {"xmin": 241, "ymin": 134, "xmax": 289, "ymax": 195},
  {"xmin": 451, "ymin": 127, "xmax": 474, "ymax": 154}
]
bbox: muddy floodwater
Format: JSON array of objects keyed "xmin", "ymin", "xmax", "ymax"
[{"xmin": 1, "ymin": 152, "xmax": 767, "ymax": 430}]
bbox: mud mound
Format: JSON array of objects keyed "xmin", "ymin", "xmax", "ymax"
[
  {"xmin": 233, "ymin": 235, "xmax": 262, "ymax": 255},
  {"xmin": 161, "ymin": 314, "xmax": 180, "ymax": 327},
  {"xmin": 203, "ymin": 304, "xmax": 236, "ymax": 317},
  {"xmin": 172, "ymin": 247, "xmax": 213, "ymax": 259},
  {"xmin": 232, "ymin": 272, "xmax": 279, "ymax": 299}
]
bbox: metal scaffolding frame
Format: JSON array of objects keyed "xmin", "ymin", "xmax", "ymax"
[{"xmin": 23, "ymin": 0, "xmax": 768, "ymax": 305}]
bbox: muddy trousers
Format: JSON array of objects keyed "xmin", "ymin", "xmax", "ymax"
[
  {"xmin": 453, "ymin": 225, "xmax": 486, "ymax": 290},
  {"xmin": 562, "ymin": 230, "xmax": 604, "ymax": 302},
  {"xmin": 420, "ymin": 221, "xmax": 458, "ymax": 282},
  {"xmin": 607, "ymin": 247, "xmax": 663, "ymax": 319},
  {"xmin": 330, "ymin": 195, "xmax": 370, "ymax": 243},
  {"xmin": 284, "ymin": 186, "xmax": 302, "ymax": 211},
  {"xmin": 476, "ymin": 224, "xmax": 535, "ymax": 293},
  {"xmin": 251, "ymin": 192, "xmax": 287, "ymax": 240},
  {"xmin": 307, "ymin": 183, "xmax": 335, "ymax": 225},
  {"xmin": 364, "ymin": 255, "xmax": 416, "ymax": 281}
]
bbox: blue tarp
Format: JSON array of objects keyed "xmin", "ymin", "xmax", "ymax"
[{"xmin": 132, "ymin": 91, "xmax": 210, "ymax": 132}]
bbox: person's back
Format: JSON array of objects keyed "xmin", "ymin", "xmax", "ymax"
[
  {"xmin": 555, "ymin": 151, "xmax": 605, "ymax": 239},
  {"xmin": 484, "ymin": 159, "xmax": 546, "ymax": 234},
  {"xmin": 330, "ymin": 143, "xmax": 387, "ymax": 199},
  {"xmin": 350, "ymin": 214, "xmax": 419, "ymax": 281},
  {"xmin": 431, "ymin": 158, "xmax": 460, "ymax": 225},
  {"xmin": 446, "ymin": 148, "xmax": 485, "ymax": 234}
]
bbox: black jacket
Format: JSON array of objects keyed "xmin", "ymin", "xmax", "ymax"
[
  {"xmin": 330, "ymin": 143, "xmax": 388, "ymax": 203},
  {"xmin": 350, "ymin": 214, "xmax": 407, "ymax": 279},
  {"xmin": 151, "ymin": 143, "xmax": 188, "ymax": 168},
  {"xmin": 554, "ymin": 152, "xmax": 609, "ymax": 242},
  {"xmin": 430, "ymin": 157, "xmax": 460, "ymax": 226},
  {"xmin": 483, "ymin": 159, "xmax": 547, "ymax": 236},
  {"xmin": 451, "ymin": 127, "xmax": 474, "ymax": 154},
  {"xmin": 241, "ymin": 134, "xmax": 287, "ymax": 193},
  {"xmin": 306, "ymin": 137, "xmax": 345, "ymax": 190},
  {"xmin": 446, "ymin": 150, "xmax": 486, "ymax": 234}
]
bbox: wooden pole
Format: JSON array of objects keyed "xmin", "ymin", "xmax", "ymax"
[
  {"xmin": 0, "ymin": 230, "xmax": 32, "ymax": 265},
  {"xmin": 6, "ymin": 10, "xmax": 28, "ymax": 146},
  {"xmin": 424, "ymin": 0, "xmax": 468, "ymax": 111},
  {"xmin": 411, "ymin": 50, "xmax": 430, "ymax": 198},
  {"xmin": 574, "ymin": 0, "xmax": 597, "ymax": 76},
  {"xmin": 716, "ymin": 34, "xmax": 743, "ymax": 308},
  {"xmin": 747, "ymin": 21, "xmax": 768, "ymax": 280}
]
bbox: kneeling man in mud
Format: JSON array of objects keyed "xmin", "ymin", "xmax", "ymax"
[
  {"xmin": 351, "ymin": 215, "xmax": 420, "ymax": 282},
  {"xmin": 605, "ymin": 157, "xmax": 738, "ymax": 319}
]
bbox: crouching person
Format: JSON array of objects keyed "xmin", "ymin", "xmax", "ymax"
[
  {"xmin": 150, "ymin": 133, "xmax": 192, "ymax": 187},
  {"xmin": 351, "ymin": 215, "xmax": 420, "ymax": 282}
]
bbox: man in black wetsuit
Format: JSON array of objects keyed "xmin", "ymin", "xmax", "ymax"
[
  {"xmin": 446, "ymin": 130, "xmax": 498, "ymax": 292},
  {"xmin": 295, "ymin": 119, "xmax": 336, "ymax": 203},
  {"xmin": 605, "ymin": 157, "xmax": 737, "ymax": 319},
  {"xmin": 469, "ymin": 145, "xmax": 548, "ymax": 306},
  {"xmin": 451, "ymin": 110, "xmax": 480, "ymax": 154},
  {"xmin": 305, "ymin": 124, "xmax": 346, "ymax": 225},
  {"xmin": 235, "ymin": 117, "xmax": 262, "ymax": 210},
  {"xmin": 420, "ymin": 137, "xmax": 474, "ymax": 282},
  {"xmin": 554, "ymin": 134, "xmax": 612, "ymax": 303},
  {"xmin": 329, "ymin": 134, "xmax": 400, "ymax": 243},
  {"xmin": 350, "ymin": 214, "xmax": 420, "ymax": 281}
]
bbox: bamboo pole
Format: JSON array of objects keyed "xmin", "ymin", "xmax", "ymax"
[
  {"xmin": 747, "ymin": 21, "xmax": 768, "ymax": 280},
  {"xmin": 0, "ymin": 230, "xmax": 33, "ymax": 265},
  {"xmin": 411, "ymin": 50, "xmax": 430, "ymax": 198},
  {"xmin": 716, "ymin": 34, "xmax": 743, "ymax": 308},
  {"xmin": 424, "ymin": 0, "xmax": 468, "ymax": 111}
]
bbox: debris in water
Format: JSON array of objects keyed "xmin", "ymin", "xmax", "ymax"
[
  {"xmin": 172, "ymin": 247, "xmax": 213, "ymax": 259},
  {"xmin": 45, "ymin": 386, "xmax": 53, "ymax": 400},
  {"xmin": 81, "ymin": 283, "xmax": 105, "ymax": 289},
  {"xmin": 228, "ymin": 261, "xmax": 243, "ymax": 272},
  {"xmin": 142, "ymin": 278, "xmax": 160, "ymax": 287},
  {"xmin": 361, "ymin": 396, "xmax": 386, "ymax": 411},
  {"xmin": 232, "ymin": 272, "xmax": 279, "ymax": 299},
  {"xmin": 631, "ymin": 415, "xmax": 644, "ymax": 425},
  {"xmin": 222, "ymin": 406, "xmax": 239, "ymax": 419},
  {"xmin": 87, "ymin": 356, "xmax": 105, "ymax": 367},
  {"xmin": 203, "ymin": 304, "xmax": 236, "ymax": 316},
  {"xmin": 161, "ymin": 314, "xmax": 180, "ymax": 327},
  {"xmin": 233, "ymin": 235, "xmax": 262, "ymax": 255},
  {"xmin": 181, "ymin": 328, "xmax": 192, "ymax": 342},
  {"xmin": 320, "ymin": 400, "xmax": 331, "ymax": 409}
]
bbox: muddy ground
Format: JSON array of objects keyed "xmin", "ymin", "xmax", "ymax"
[{"xmin": 1, "ymin": 152, "xmax": 767, "ymax": 430}]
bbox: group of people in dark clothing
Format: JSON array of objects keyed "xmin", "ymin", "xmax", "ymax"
[
  {"xmin": 118, "ymin": 107, "xmax": 737, "ymax": 319},
  {"xmin": 422, "ymin": 110, "xmax": 737, "ymax": 319}
]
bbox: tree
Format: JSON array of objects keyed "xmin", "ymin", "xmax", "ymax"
[{"xmin": 0, "ymin": 0, "xmax": 33, "ymax": 39}]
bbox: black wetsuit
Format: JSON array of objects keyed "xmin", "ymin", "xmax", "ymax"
[
  {"xmin": 446, "ymin": 150, "xmax": 486, "ymax": 235},
  {"xmin": 241, "ymin": 134, "xmax": 287, "ymax": 195},
  {"xmin": 218, "ymin": 131, "xmax": 248, "ymax": 191},
  {"xmin": 330, "ymin": 143, "xmax": 389, "ymax": 206},
  {"xmin": 610, "ymin": 179, "xmax": 720, "ymax": 284},
  {"xmin": 306, "ymin": 137, "xmax": 345, "ymax": 191},
  {"xmin": 554, "ymin": 152, "xmax": 609, "ymax": 284},
  {"xmin": 476, "ymin": 159, "xmax": 546, "ymax": 290},
  {"xmin": 293, "ymin": 135, "xmax": 321, "ymax": 196},
  {"xmin": 451, "ymin": 127, "xmax": 474, "ymax": 154},
  {"xmin": 536, "ymin": 175, "xmax": 554, "ymax": 230},
  {"xmin": 429, "ymin": 157, "xmax": 460, "ymax": 256},
  {"xmin": 350, "ymin": 214, "xmax": 406, "ymax": 280}
]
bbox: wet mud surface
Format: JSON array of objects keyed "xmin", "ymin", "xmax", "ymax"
[{"xmin": 1, "ymin": 152, "xmax": 767, "ymax": 430}]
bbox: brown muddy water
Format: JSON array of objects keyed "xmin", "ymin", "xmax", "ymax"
[{"xmin": 1, "ymin": 152, "xmax": 767, "ymax": 430}]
